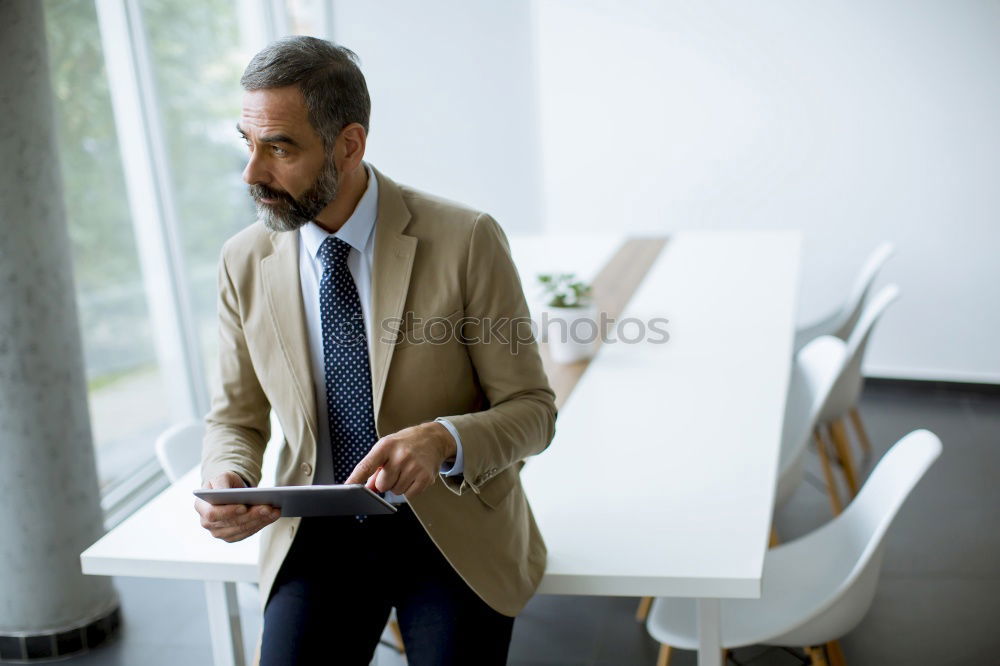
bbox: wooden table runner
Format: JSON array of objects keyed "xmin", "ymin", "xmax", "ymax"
[{"xmin": 537, "ymin": 236, "xmax": 669, "ymax": 410}]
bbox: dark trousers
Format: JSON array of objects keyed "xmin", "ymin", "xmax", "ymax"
[{"xmin": 259, "ymin": 503, "xmax": 515, "ymax": 665}]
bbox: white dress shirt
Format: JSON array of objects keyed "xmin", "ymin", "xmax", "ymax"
[{"xmin": 297, "ymin": 163, "xmax": 464, "ymax": 504}]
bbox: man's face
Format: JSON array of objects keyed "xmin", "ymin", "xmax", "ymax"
[{"xmin": 238, "ymin": 86, "xmax": 339, "ymax": 232}]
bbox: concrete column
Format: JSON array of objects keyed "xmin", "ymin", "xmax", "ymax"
[{"xmin": 0, "ymin": 0, "xmax": 120, "ymax": 660}]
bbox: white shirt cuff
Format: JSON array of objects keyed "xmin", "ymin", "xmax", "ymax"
[{"xmin": 434, "ymin": 417, "xmax": 465, "ymax": 477}]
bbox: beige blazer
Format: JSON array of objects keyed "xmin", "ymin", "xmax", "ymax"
[{"xmin": 200, "ymin": 164, "xmax": 557, "ymax": 617}]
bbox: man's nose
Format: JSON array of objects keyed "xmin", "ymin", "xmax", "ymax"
[{"xmin": 242, "ymin": 151, "xmax": 268, "ymax": 186}]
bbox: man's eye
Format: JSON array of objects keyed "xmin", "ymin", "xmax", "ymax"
[{"xmin": 272, "ymin": 145, "xmax": 288, "ymax": 157}]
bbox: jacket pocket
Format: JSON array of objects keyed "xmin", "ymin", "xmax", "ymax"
[{"xmin": 393, "ymin": 308, "xmax": 465, "ymax": 350}]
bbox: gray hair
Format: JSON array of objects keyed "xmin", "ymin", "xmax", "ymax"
[{"xmin": 240, "ymin": 36, "xmax": 371, "ymax": 147}]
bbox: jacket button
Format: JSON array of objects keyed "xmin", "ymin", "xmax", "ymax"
[{"xmin": 300, "ymin": 462, "xmax": 313, "ymax": 476}]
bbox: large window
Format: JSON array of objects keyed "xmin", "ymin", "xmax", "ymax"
[
  {"xmin": 141, "ymin": 0, "xmax": 256, "ymax": 387},
  {"xmin": 41, "ymin": 0, "xmax": 330, "ymax": 510},
  {"xmin": 44, "ymin": 0, "xmax": 171, "ymax": 493}
]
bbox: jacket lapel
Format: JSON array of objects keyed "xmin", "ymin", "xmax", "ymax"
[
  {"xmin": 369, "ymin": 166, "xmax": 417, "ymax": 424},
  {"xmin": 260, "ymin": 230, "xmax": 318, "ymax": 448}
]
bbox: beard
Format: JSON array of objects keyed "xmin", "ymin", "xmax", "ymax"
[{"xmin": 249, "ymin": 157, "xmax": 340, "ymax": 232}]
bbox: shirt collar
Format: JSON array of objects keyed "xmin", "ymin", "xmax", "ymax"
[{"xmin": 299, "ymin": 162, "xmax": 378, "ymax": 260}]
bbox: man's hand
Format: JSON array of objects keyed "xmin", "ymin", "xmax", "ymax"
[
  {"xmin": 194, "ymin": 471, "xmax": 280, "ymax": 543},
  {"xmin": 344, "ymin": 422, "xmax": 457, "ymax": 498}
]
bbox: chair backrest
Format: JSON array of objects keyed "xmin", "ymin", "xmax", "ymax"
[
  {"xmin": 831, "ymin": 242, "xmax": 895, "ymax": 341},
  {"xmin": 779, "ymin": 336, "xmax": 847, "ymax": 474},
  {"xmin": 779, "ymin": 429, "xmax": 942, "ymax": 644},
  {"xmin": 819, "ymin": 283, "xmax": 900, "ymax": 422},
  {"xmin": 154, "ymin": 421, "xmax": 205, "ymax": 482}
]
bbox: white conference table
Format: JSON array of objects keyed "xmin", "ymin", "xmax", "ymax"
[{"xmin": 81, "ymin": 230, "xmax": 801, "ymax": 666}]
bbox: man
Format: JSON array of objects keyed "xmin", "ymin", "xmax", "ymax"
[{"xmin": 194, "ymin": 36, "xmax": 557, "ymax": 665}]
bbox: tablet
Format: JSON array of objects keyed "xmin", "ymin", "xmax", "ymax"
[{"xmin": 193, "ymin": 484, "xmax": 398, "ymax": 517}]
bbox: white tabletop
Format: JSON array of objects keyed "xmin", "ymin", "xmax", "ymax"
[
  {"xmin": 82, "ymin": 230, "xmax": 800, "ymax": 602},
  {"xmin": 81, "ymin": 466, "xmax": 260, "ymax": 582},
  {"xmin": 522, "ymin": 230, "xmax": 801, "ymax": 599}
]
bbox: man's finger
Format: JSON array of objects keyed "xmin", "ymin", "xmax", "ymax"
[
  {"xmin": 375, "ymin": 465, "xmax": 401, "ymax": 494},
  {"xmin": 387, "ymin": 465, "xmax": 415, "ymax": 495},
  {"xmin": 216, "ymin": 526, "xmax": 260, "ymax": 543},
  {"xmin": 203, "ymin": 504, "xmax": 274, "ymax": 529},
  {"xmin": 202, "ymin": 502, "xmax": 250, "ymax": 524},
  {"xmin": 396, "ymin": 467, "xmax": 430, "ymax": 497},
  {"xmin": 214, "ymin": 514, "xmax": 276, "ymax": 541},
  {"xmin": 227, "ymin": 504, "xmax": 277, "ymax": 526},
  {"xmin": 210, "ymin": 509, "xmax": 279, "ymax": 540},
  {"xmin": 344, "ymin": 443, "xmax": 389, "ymax": 485},
  {"xmin": 195, "ymin": 492, "xmax": 248, "ymax": 517},
  {"xmin": 398, "ymin": 478, "xmax": 417, "ymax": 498},
  {"xmin": 371, "ymin": 466, "xmax": 386, "ymax": 492},
  {"xmin": 365, "ymin": 467, "xmax": 381, "ymax": 492}
]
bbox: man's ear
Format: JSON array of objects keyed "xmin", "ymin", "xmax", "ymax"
[{"xmin": 337, "ymin": 122, "xmax": 367, "ymax": 169}]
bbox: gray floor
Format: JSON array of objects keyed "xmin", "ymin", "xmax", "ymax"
[{"xmin": 41, "ymin": 382, "xmax": 1000, "ymax": 665}]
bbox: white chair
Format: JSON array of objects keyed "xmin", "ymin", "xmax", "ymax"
[
  {"xmin": 157, "ymin": 413, "xmax": 286, "ymax": 485},
  {"xmin": 773, "ymin": 336, "xmax": 847, "ymax": 512},
  {"xmin": 154, "ymin": 420, "xmax": 205, "ymax": 482},
  {"xmin": 646, "ymin": 429, "xmax": 942, "ymax": 665},
  {"xmin": 815, "ymin": 284, "xmax": 900, "ymax": 500},
  {"xmin": 794, "ymin": 242, "xmax": 894, "ymax": 354}
]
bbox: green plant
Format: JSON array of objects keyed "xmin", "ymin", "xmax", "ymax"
[{"xmin": 536, "ymin": 272, "xmax": 593, "ymax": 308}]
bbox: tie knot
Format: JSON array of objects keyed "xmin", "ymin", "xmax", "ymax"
[{"xmin": 317, "ymin": 236, "xmax": 351, "ymax": 272}]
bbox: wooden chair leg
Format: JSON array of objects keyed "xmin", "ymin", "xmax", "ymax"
[
  {"xmin": 636, "ymin": 596, "xmax": 654, "ymax": 622},
  {"xmin": 849, "ymin": 406, "xmax": 873, "ymax": 457},
  {"xmin": 389, "ymin": 618, "xmax": 405, "ymax": 653},
  {"xmin": 813, "ymin": 426, "xmax": 844, "ymax": 516},
  {"xmin": 814, "ymin": 427, "xmax": 843, "ymax": 515},
  {"xmin": 829, "ymin": 418, "xmax": 860, "ymax": 497},
  {"xmin": 656, "ymin": 642, "xmax": 672, "ymax": 666},
  {"xmin": 769, "ymin": 526, "xmax": 780, "ymax": 548},
  {"xmin": 805, "ymin": 644, "xmax": 830, "ymax": 666},
  {"xmin": 826, "ymin": 640, "xmax": 847, "ymax": 666}
]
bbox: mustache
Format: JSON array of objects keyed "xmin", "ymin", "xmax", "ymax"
[{"xmin": 249, "ymin": 183, "xmax": 295, "ymax": 205}]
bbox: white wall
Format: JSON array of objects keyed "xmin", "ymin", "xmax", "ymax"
[
  {"xmin": 326, "ymin": 1, "xmax": 1000, "ymax": 382},
  {"xmin": 330, "ymin": 0, "xmax": 544, "ymax": 233},
  {"xmin": 535, "ymin": 0, "xmax": 1000, "ymax": 383}
]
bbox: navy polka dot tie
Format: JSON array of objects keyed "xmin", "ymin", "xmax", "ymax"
[{"xmin": 317, "ymin": 236, "xmax": 379, "ymax": 487}]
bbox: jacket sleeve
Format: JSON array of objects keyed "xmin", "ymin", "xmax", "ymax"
[
  {"xmin": 437, "ymin": 213, "xmax": 558, "ymax": 495},
  {"xmin": 200, "ymin": 244, "xmax": 270, "ymax": 487}
]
